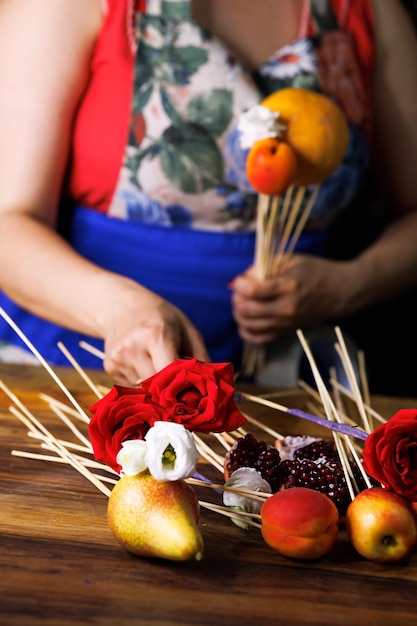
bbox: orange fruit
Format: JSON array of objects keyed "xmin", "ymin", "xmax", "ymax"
[
  {"xmin": 261, "ymin": 88, "xmax": 349, "ymax": 187},
  {"xmin": 261, "ymin": 487, "xmax": 339, "ymax": 560},
  {"xmin": 246, "ymin": 137, "xmax": 297, "ymax": 195}
]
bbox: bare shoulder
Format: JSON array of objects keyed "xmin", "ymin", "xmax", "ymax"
[
  {"xmin": 0, "ymin": 0, "xmax": 104, "ymax": 72},
  {"xmin": 0, "ymin": 0, "xmax": 105, "ymax": 221}
]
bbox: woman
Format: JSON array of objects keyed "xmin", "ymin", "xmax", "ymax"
[{"xmin": 0, "ymin": 0, "xmax": 417, "ymax": 391}]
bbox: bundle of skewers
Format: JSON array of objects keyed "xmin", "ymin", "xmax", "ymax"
[{"xmin": 238, "ymin": 87, "xmax": 349, "ymax": 379}]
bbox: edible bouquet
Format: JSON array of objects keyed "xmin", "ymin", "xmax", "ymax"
[
  {"xmin": 89, "ymin": 349, "xmax": 417, "ymax": 565},
  {"xmin": 237, "ymin": 87, "xmax": 349, "ymax": 377},
  {"xmin": 88, "ymin": 358, "xmax": 246, "ymax": 475},
  {"xmin": 1, "ymin": 319, "xmax": 417, "ymax": 564}
]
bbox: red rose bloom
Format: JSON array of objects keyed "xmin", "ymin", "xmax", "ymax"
[
  {"xmin": 362, "ymin": 409, "xmax": 417, "ymax": 501},
  {"xmin": 140, "ymin": 358, "xmax": 246, "ymax": 433},
  {"xmin": 88, "ymin": 386, "xmax": 165, "ymax": 473}
]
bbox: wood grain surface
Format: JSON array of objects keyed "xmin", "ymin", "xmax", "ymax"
[{"xmin": 1, "ymin": 362, "xmax": 417, "ymax": 626}]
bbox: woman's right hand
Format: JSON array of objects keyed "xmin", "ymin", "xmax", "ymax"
[{"xmin": 100, "ymin": 280, "xmax": 210, "ymax": 385}]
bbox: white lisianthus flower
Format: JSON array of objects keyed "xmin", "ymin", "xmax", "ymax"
[
  {"xmin": 116, "ymin": 439, "xmax": 149, "ymax": 476},
  {"xmin": 145, "ymin": 421, "xmax": 200, "ymax": 482},
  {"xmin": 237, "ymin": 105, "xmax": 286, "ymax": 149},
  {"xmin": 223, "ymin": 467, "xmax": 272, "ymax": 530}
]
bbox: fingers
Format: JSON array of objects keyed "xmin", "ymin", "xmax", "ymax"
[
  {"xmin": 232, "ymin": 277, "xmax": 294, "ymax": 345},
  {"xmin": 103, "ymin": 355, "xmax": 145, "ymax": 386},
  {"xmin": 236, "ymin": 315, "xmax": 284, "ymax": 345},
  {"xmin": 103, "ymin": 307, "xmax": 211, "ymax": 386},
  {"xmin": 181, "ymin": 324, "xmax": 211, "ymax": 363},
  {"xmin": 232, "ymin": 273, "xmax": 279, "ymax": 300},
  {"xmin": 149, "ymin": 336, "xmax": 182, "ymax": 374}
]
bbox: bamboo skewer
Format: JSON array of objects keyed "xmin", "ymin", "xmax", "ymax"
[
  {"xmin": 334, "ymin": 326, "xmax": 372, "ymax": 434},
  {"xmin": 297, "ymin": 329, "xmax": 374, "ymax": 494},
  {"xmin": 38, "ymin": 394, "xmax": 89, "ymax": 420},
  {"xmin": 5, "ymin": 400, "xmax": 112, "ymax": 498},
  {"xmin": 0, "ymin": 307, "xmax": 91, "ymax": 423},
  {"xmin": 0, "ymin": 307, "xmax": 382, "ymax": 538},
  {"xmin": 11, "ymin": 448, "xmax": 114, "ymax": 474},
  {"xmin": 187, "ymin": 477, "xmax": 270, "ymax": 503},
  {"xmin": 193, "ymin": 434, "xmax": 225, "ymax": 474},
  {"xmin": 58, "ymin": 341, "xmax": 104, "ymax": 399},
  {"xmin": 216, "ymin": 431, "xmax": 239, "ymax": 446},
  {"xmin": 78, "ymin": 341, "xmax": 105, "ymax": 360},
  {"xmin": 240, "ymin": 410, "xmax": 283, "ymax": 441},
  {"xmin": 327, "ymin": 378, "xmax": 386, "ymax": 425},
  {"xmin": 43, "ymin": 402, "xmax": 93, "ymax": 451},
  {"xmin": 198, "ymin": 501, "xmax": 262, "ymax": 529},
  {"xmin": 237, "ymin": 389, "xmax": 368, "ymax": 440},
  {"xmin": 240, "ymin": 184, "xmax": 320, "ymax": 380},
  {"xmin": 212, "ymin": 431, "xmax": 233, "ymax": 452},
  {"xmin": 294, "ymin": 332, "xmax": 357, "ymax": 501},
  {"xmin": 275, "ymin": 185, "xmax": 320, "ymax": 268}
]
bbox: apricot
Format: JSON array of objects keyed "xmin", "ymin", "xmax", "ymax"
[
  {"xmin": 261, "ymin": 487, "xmax": 339, "ymax": 559},
  {"xmin": 261, "ymin": 88, "xmax": 349, "ymax": 187},
  {"xmin": 246, "ymin": 137, "xmax": 297, "ymax": 195}
]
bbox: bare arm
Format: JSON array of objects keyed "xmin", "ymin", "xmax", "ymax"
[
  {"xmin": 350, "ymin": 0, "xmax": 417, "ymax": 304},
  {"xmin": 0, "ymin": 0, "xmax": 209, "ymax": 382}
]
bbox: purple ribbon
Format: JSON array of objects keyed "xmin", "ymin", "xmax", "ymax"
[{"xmin": 285, "ymin": 407, "xmax": 368, "ymax": 441}]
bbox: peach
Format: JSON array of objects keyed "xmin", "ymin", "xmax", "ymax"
[
  {"xmin": 346, "ymin": 487, "xmax": 417, "ymax": 563},
  {"xmin": 261, "ymin": 487, "xmax": 339, "ymax": 559},
  {"xmin": 246, "ymin": 137, "xmax": 297, "ymax": 195}
]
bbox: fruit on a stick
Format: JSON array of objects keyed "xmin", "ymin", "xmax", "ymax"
[
  {"xmin": 261, "ymin": 87, "xmax": 349, "ymax": 187},
  {"xmin": 261, "ymin": 486, "xmax": 339, "ymax": 559},
  {"xmin": 346, "ymin": 487, "xmax": 417, "ymax": 563},
  {"xmin": 246, "ymin": 137, "xmax": 297, "ymax": 195},
  {"xmin": 107, "ymin": 471, "xmax": 204, "ymax": 561}
]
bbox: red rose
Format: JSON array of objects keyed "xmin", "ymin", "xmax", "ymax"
[
  {"xmin": 362, "ymin": 409, "xmax": 417, "ymax": 500},
  {"xmin": 140, "ymin": 358, "xmax": 246, "ymax": 434},
  {"xmin": 88, "ymin": 386, "xmax": 165, "ymax": 473}
]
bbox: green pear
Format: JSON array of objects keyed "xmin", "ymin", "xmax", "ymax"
[{"xmin": 107, "ymin": 471, "xmax": 204, "ymax": 561}]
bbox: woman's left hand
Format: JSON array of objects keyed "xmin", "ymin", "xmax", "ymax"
[{"xmin": 230, "ymin": 254, "xmax": 360, "ymax": 345}]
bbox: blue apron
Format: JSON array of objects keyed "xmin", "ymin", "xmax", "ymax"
[{"xmin": 0, "ymin": 207, "xmax": 327, "ymax": 368}]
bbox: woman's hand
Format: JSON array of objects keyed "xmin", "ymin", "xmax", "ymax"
[
  {"xmin": 231, "ymin": 254, "xmax": 361, "ymax": 345},
  {"xmin": 100, "ymin": 281, "xmax": 210, "ymax": 385}
]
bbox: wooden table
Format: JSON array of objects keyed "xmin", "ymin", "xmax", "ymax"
[{"xmin": 1, "ymin": 362, "xmax": 417, "ymax": 626}]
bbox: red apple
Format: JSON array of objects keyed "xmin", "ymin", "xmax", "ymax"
[
  {"xmin": 261, "ymin": 486, "xmax": 339, "ymax": 559},
  {"xmin": 346, "ymin": 487, "xmax": 417, "ymax": 563}
]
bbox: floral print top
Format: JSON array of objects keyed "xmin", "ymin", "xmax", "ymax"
[{"xmin": 97, "ymin": 0, "xmax": 373, "ymax": 231}]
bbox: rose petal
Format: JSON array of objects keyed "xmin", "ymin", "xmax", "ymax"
[{"xmin": 362, "ymin": 409, "xmax": 417, "ymax": 500}]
